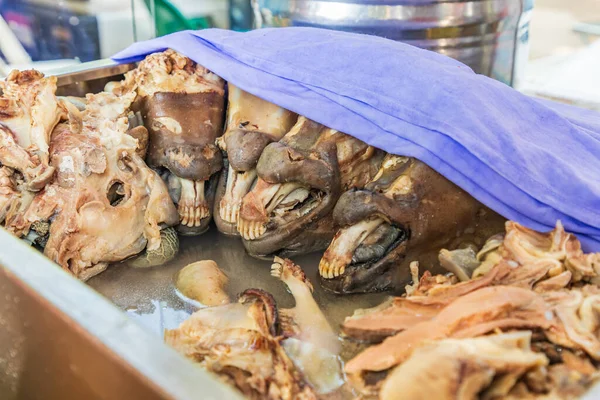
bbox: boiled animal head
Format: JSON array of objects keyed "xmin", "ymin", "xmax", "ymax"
[
  {"xmin": 109, "ymin": 49, "xmax": 226, "ymax": 235},
  {"xmin": 319, "ymin": 155, "xmax": 506, "ymax": 294},
  {"xmin": 14, "ymin": 91, "xmax": 179, "ymax": 280},
  {"xmin": 214, "ymin": 84, "xmax": 297, "ymax": 235},
  {"xmin": 237, "ymin": 116, "xmax": 384, "ymax": 258},
  {"xmin": 0, "ymin": 70, "xmax": 67, "ymax": 190}
]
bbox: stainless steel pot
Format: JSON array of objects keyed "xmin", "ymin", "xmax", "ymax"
[{"xmin": 252, "ymin": 0, "xmax": 534, "ymax": 86}]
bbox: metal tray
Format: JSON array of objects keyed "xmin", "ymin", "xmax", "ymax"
[{"xmin": 2, "ymin": 58, "xmax": 600, "ymax": 399}]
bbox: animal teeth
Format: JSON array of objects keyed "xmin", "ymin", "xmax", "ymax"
[
  {"xmin": 271, "ymin": 260, "xmax": 283, "ymax": 278},
  {"xmin": 220, "ymin": 167, "xmax": 257, "ymax": 225},
  {"xmin": 219, "ymin": 200, "xmax": 242, "ymax": 224},
  {"xmin": 318, "ymin": 218, "xmax": 385, "ymax": 279},
  {"xmin": 318, "ymin": 259, "xmax": 346, "ymax": 279},
  {"xmin": 178, "ymin": 204, "xmax": 209, "ymax": 227},
  {"xmin": 237, "ymin": 218, "xmax": 267, "ymax": 240}
]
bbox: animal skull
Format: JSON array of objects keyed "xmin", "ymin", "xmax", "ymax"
[
  {"xmin": 237, "ymin": 116, "xmax": 384, "ymax": 258},
  {"xmin": 108, "ymin": 49, "xmax": 226, "ymax": 235},
  {"xmin": 319, "ymin": 154, "xmax": 506, "ymax": 293},
  {"xmin": 11, "ymin": 91, "xmax": 178, "ymax": 280},
  {"xmin": 214, "ymin": 84, "xmax": 297, "ymax": 235}
]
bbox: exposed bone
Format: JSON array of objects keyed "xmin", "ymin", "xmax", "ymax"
[
  {"xmin": 219, "ymin": 167, "xmax": 257, "ymax": 223},
  {"xmin": 319, "ymin": 217, "xmax": 384, "ymax": 279},
  {"xmin": 108, "ymin": 50, "xmax": 225, "ymax": 236},
  {"xmin": 175, "ymin": 260, "xmax": 230, "ymax": 307},
  {"xmin": 177, "ymin": 178, "xmax": 209, "ymax": 228},
  {"xmin": 265, "ymin": 182, "xmax": 307, "ymax": 214},
  {"xmin": 237, "ymin": 179, "xmax": 287, "ymax": 240},
  {"xmin": 352, "ymin": 223, "xmax": 402, "ymax": 264},
  {"xmin": 7, "ymin": 90, "xmax": 179, "ymax": 280},
  {"xmin": 271, "ymin": 257, "xmax": 343, "ymax": 394},
  {"xmin": 239, "ymin": 116, "xmax": 384, "ymax": 257}
]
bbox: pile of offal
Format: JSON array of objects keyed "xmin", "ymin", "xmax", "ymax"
[
  {"xmin": 1, "ymin": 49, "xmax": 600, "ymax": 399},
  {"xmin": 169, "ymin": 221, "xmax": 600, "ymax": 400}
]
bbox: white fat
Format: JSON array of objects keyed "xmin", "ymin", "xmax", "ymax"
[
  {"xmin": 152, "ymin": 117, "xmax": 182, "ymax": 134},
  {"xmin": 58, "ymin": 156, "xmax": 75, "ymax": 173}
]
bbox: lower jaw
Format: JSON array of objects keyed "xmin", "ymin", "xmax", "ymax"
[
  {"xmin": 176, "ymin": 217, "xmax": 211, "ymax": 236},
  {"xmin": 320, "ymin": 241, "xmax": 408, "ymax": 294},
  {"xmin": 242, "ymin": 213, "xmax": 337, "ymax": 259},
  {"xmin": 213, "ymin": 212, "xmax": 240, "ymax": 236}
]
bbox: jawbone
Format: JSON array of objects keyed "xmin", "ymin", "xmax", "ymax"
[
  {"xmin": 108, "ymin": 49, "xmax": 226, "ymax": 236},
  {"xmin": 319, "ymin": 155, "xmax": 507, "ymax": 294},
  {"xmin": 236, "ymin": 116, "xmax": 384, "ymax": 258},
  {"xmin": 214, "ymin": 85, "xmax": 297, "ymax": 236}
]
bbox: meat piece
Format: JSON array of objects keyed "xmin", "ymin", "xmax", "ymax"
[
  {"xmin": 214, "ymin": 85, "xmax": 297, "ymax": 236},
  {"xmin": 438, "ymin": 247, "xmax": 481, "ymax": 282},
  {"xmin": 543, "ymin": 286, "xmax": 600, "ymax": 360},
  {"xmin": 271, "ymin": 257, "xmax": 343, "ymax": 394},
  {"xmin": 345, "ymin": 286, "xmax": 552, "ymax": 376},
  {"xmin": 237, "ymin": 116, "xmax": 384, "ymax": 258},
  {"xmin": 175, "ymin": 260, "xmax": 230, "ymax": 307},
  {"xmin": 165, "ymin": 289, "xmax": 318, "ymax": 399},
  {"xmin": 319, "ymin": 154, "xmax": 506, "ymax": 293},
  {"xmin": 379, "ymin": 332, "xmax": 548, "ymax": 400},
  {"xmin": 108, "ymin": 49, "xmax": 226, "ymax": 235},
  {"xmin": 0, "ymin": 70, "xmax": 66, "ymax": 190},
  {"xmin": 0, "ymin": 167, "xmax": 18, "ymax": 223},
  {"xmin": 8, "ymin": 91, "xmax": 179, "ymax": 280},
  {"xmin": 342, "ymin": 262, "xmax": 508, "ymax": 342}
]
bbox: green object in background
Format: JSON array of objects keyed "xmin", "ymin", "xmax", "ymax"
[{"xmin": 143, "ymin": 0, "xmax": 214, "ymax": 36}]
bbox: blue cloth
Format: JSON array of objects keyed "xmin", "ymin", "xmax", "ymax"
[{"xmin": 113, "ymin": 28, "xmax": 600, "ymax": 251}]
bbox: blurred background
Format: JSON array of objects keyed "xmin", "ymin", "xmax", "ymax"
[{"xmin": 0, "ymin": 0, "xmax": 597, "ymax": 109}]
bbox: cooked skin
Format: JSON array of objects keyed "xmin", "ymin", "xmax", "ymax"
[
  {"xmin": 214, "ymin": 85, "xmax": 297, "ymax": 236},
  {"xmin": 271, "ymin": 257, "xmax": 344, "ymax": 394},
  {"xmin": 9, "ymin": 91, "xmax": 178, "ymax": 280},
  {"xmin": 238, "ymin": 116, "xmax": 384, "ymax": 258},
  {"xmin": 319, "ymin": 154, "xmax": 506, "ymax": 294},
  {"xmin": 343, "ymin": 222, "xmax": 600, "ymax": 398},
  {"xmin": 165, "ymin": 289, "xmax": 318, "ymax": 400},
  {"xmin": 0, "ymin": 70, "xmax": 66, "ymax": 190},
  {"xmin": 543, "ymin": 286, "xmax": 600, "ymax": 361},
  {"xmin": 344, "ymin": 286, "xmax": 552, "ymax": 375},
  {"xmin": 342, "ymin": 222, "xmax": 597, "ymax": 343},
  {"xmin": 0, "ymin": 167, "xmax": 18, "ymax": 223},
  {"xmin": 175, "ymin": 260, "xmax": 230, "ymax": 307},
  {"xmin": 109, "ymin": 49, "xmax": 226, "ymax": 235},
  {"xmin": 379, "ymin": 332, "xmax": 548, "ymax": 400}
]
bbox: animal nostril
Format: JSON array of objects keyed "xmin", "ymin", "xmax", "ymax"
[{"xmin": 107, "ymin": 180, "xmax": 127, "ymax": 206}]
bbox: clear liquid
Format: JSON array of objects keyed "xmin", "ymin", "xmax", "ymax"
[{"xmin": 88, "ymin": 226, "xmax": 388, "ymax": 350}]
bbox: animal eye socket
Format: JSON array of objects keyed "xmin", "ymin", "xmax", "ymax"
[{"xmin": 107, "ymin": 180, "xmax": 128, "ymax": 206}]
